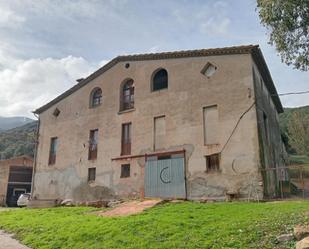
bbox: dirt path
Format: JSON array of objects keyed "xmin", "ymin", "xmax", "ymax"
[
  {"xmin": 0, "ymin": 230, "xmax": 31, "ymax": 249},
  {"xmin": 98, "ymin": 199, "xmax": 162, "ymax": 217}
]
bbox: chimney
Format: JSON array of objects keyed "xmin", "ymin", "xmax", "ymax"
[{"xmin": 76, "ymin": 78, "xmax": 84, "ymax": 83}]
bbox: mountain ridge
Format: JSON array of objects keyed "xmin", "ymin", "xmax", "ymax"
[{"xmin": 0, "ymin": 116, "xmax": 34, "ymax": 131}]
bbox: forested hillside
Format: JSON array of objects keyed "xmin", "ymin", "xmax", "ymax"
[
  {"xmin": 0, "ymin": 121, "xmax": 37, "ymax": 159},
  {"xmin": 279, "ymin": 105, "xmax": 309, "ymax": 155}
]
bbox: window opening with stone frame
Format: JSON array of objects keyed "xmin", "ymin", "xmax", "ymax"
[
  {"xmin": 90, "ymin": 88, "xmax": 102, "ymax": 107},
  {"xmin": 88, "ymin": 168, "xmax": 96, "ymax": 182},
  {"xmin": 152, "ymin": 69, "xmax": 168, "ymax": 91},
  {"xmin": 48, "ymin": 137, "xmax": 58, "ymax": 165},
  {"xmin": 121, "ymin": 123, "xmax": 131, "ymax": 155},
  {"xmin": 120, "ymin": 79, "xmax": 134, "ymax": 111},
  {"xmin": 205, "ymin": 154, "xmax": 220, "ymax": 172},
  {"xmin": 88, "ymin": 129, "xmax": 98, "ymax": 160},
  {"xmin": 201, "ymin": 62, "xmax": 217, "ymax": 78},
  {"xmin": 120, "ymin": 164, "xmax": 130, "ymax": 178}
]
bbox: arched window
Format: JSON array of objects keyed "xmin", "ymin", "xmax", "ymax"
[
  {"xmin": 120, "ymin": 79, "xmax": 134, "ymax": 111},
  {"xmin": 90, "ymin": 88, "xmax": 102, "ymax": 108},
  {"xmin": 152, "ymin": 68, "xmax": 168, "ymax": 91}
]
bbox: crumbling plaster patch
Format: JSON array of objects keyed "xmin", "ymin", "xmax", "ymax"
[
  {"xmin": 188, "ymin": 170, "xmax": 263, "ymax": 199},
  {"xmin": 33, "ymin": 165, "xmax": 116, "ymax": 201}
]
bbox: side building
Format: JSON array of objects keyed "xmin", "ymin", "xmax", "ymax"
[
  {"xmin": 32, "ymin": 45, "xmax": 285, "ymax": 203},
  {"xmin": 0, "ymin": 156, "xmax": 33, "ymax": 206}
]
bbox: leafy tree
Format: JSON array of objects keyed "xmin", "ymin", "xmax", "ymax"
[
  {"xmin": 280, "ymin": 132, "xmax": 295, "ymax": 154},
  {"xmin": 257, "ymin": 0, "xmax": 309, "ymax": 71},
  {"xmin": 287, "ymin": 112, "xmax": 309, "ymax": 155}
]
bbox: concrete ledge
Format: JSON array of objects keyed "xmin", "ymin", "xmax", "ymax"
[{"xmin": 27, "ymin": 199, "xmax": 58, "ymax": 208}]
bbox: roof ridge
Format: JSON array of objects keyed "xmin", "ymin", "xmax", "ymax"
[{"xmin": 116, "ymin": 44, "xmax": 258, "ymax": 60}]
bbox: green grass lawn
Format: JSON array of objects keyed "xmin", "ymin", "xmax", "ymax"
[{"xmin": 0, "ymin": 201, "xmax": 308, "ymax": 249}]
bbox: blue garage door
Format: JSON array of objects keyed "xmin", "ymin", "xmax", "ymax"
[{"xmin": 145, "ymin": 157, "xmax": 186, "ymax": 198}]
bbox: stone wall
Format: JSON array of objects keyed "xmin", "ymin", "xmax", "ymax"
[
  {"xmin": 252, "ymin": 61, "xmax": 286, "ymax": 198},
  {"xmin": 33, "ymin": 53, "xmax": 276, "ymax": 201}
]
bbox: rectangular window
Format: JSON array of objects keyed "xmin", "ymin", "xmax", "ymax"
[
  {"xmin": 154, "ymin": 116, "xmax": 166, "ymax": 150},
  {"xmin": 88, "ymin": 129, "xmax": 98, "ymax": 160},
  {"xmin": 121, "ymin": 123, "xmax": 131, "ymax": 155},
  {"xmin": 121, "ymin": 80, "xmax": 134, "ymax": 111},
  {"xmin": 206, "ymin": 154, "xmax": 220, "ymax": 172},
  {"xmin": 120, "ymin": 164, "xmax": 130, "ymax": 178},
  {"xmin": 48, "ymin": 137, "xmax": 58, "ymax": 165},
  {"xmin": 203, "ymin": 105, "xmax": 219, "ymax": 145},
  {"xmin": 88, "ymin": 168, "xmax": 96, "ymax": 182}
]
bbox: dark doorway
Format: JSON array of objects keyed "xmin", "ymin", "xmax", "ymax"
[{"xmin": 6, "ymin": 166, "xmax": 32, "ymax": 207}]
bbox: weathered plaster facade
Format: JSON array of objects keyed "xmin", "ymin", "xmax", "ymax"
[
  {"xmin": 0, "ymin": 156, "xmax": 33, "ymax": 206},
  {"xmin": 32, "ymin": 45, "xmax": 284, "ymax": 202},
  {"xmin": 252, "ymin": 63, "xmax": 287, "ymax": 198}
]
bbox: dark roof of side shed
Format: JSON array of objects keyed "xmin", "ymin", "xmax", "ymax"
[{"xmin": 33, "ymin": 44, "xmax": 283, "ymax": 114}]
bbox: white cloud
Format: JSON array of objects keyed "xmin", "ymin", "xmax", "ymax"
[
  {"xmin": 0, "ymin": 45, "xmax": 22, "ymax": 70},
  {"xmin": 0, "ymin": 56, "xmax": 98, "ymax": 117},
  {"xmin": 0, "ymin": 0, "xmax": 307, "ymax": 118},
  {"xmin": 200, "ymin": 17, "xmax": 231, "ymax": 36},
  {"xmin": 0, "ymin": 5, "xmax": 25, "ymax": 27},
  {"xmin": 171, "ymin": 1, "xmax": 231, "ymax": 37},
  {"xmin": 281, "ymin": 94, "xmax": 309, "ymax": 108}
]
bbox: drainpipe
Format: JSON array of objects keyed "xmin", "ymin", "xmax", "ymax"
[{"xmin": 30, "ymin": 112, "xmax": 40, "ymax": 199}]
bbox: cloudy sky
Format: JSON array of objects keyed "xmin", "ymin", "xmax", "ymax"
[{"xmin": 0, "ymin": 0, "xmax": 308, "ymax": 118}]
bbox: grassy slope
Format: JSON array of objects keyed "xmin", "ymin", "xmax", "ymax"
[{"xmin": 0, "ymin": 202, "xmax": 308, "ymax": 249}]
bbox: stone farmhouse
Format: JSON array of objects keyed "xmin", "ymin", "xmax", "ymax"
[{"xmin": 31, "ymin": 45, "xmax": 285, "ymax": 203}]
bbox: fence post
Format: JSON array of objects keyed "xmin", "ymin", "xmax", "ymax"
[{"xmin": 301, "ymin": 166, "xmax": 305, "ymax": 199}]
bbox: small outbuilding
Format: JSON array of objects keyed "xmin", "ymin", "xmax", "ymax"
[{"xmin": 0, "ymin": 156, "xmax": 33, "ymax": 207}]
